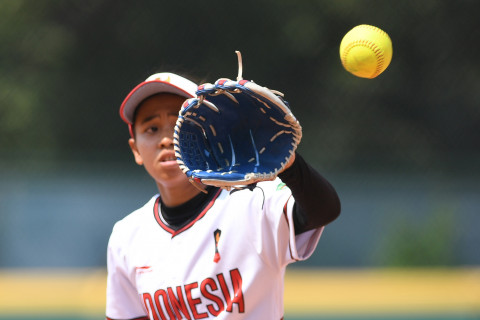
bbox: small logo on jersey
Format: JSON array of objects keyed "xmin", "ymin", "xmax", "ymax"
[
  {"xmin": 135, "ymin": 266, "xmax": 152, "ymax": 274},
  {"xmin": 213, "ymin": 229, "xmax": 222, "ymax": 263},
  {"xmin": 276, "ymin": 182, "xmax": 288, "ymax": 191}
]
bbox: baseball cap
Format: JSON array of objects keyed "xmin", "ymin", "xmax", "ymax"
[{"xmin": 119, "ymin": 72, "xmax": 198, "ymax": 125}]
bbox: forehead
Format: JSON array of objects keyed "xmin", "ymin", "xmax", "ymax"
[{"xmin": 134, "ymin": 93, "xmax": 185, "ymax": 120}]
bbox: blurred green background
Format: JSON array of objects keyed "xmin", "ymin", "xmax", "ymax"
[{"xmin": 0, "ymin": 0, "xmax": 479, "ymax": 319}]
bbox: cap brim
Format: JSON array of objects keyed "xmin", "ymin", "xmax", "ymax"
[{"xmin": 120, "ymin": 75, "xmax": 197, "ymax": 124}]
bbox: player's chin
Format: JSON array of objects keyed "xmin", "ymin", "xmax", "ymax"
[{"xmin": 157, "ymin": 169, "xmax": 190, "ymax": 188}]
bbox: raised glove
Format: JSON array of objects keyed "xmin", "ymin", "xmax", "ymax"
[{"xmin": 174, "ymin": 60, "xmax": 301, "ymax": 190}]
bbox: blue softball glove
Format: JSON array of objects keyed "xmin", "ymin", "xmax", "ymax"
[{"xmin": 174, "ymin": 78, "xmax": 302, "ymax": 190}]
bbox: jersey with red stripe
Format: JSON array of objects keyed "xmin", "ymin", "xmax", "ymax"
[{"xmin": 106, "ymin": 178, "xmax": 323, "ymax": 320}]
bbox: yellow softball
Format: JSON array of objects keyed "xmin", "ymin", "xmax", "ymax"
[{"xmin": 339, "ymin": 24, "xmax": 393, "ymax": 79}]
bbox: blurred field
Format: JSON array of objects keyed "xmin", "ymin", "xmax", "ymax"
[
  {"xmin": 284, "ymin": 268, "xmax": 480, "ymax": 317},
  {"xmin": 0, "ymin": 268, "xmax": 478, "ymax": 319},
  {"xmin": 1, "ymin": 1, "xmax": 480, "ymax": 320}
]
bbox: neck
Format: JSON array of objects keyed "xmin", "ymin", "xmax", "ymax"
[{"xmin": 156, "ymin": 180, "xmax": 202, "ymax": 207}]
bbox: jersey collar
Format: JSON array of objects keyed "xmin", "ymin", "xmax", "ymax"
[{"xmin": 153, "ymin": 188, "xmax": 222, "ymax": 238}]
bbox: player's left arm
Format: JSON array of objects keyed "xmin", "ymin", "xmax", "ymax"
[{"xmin": 278, "ymin": 152, "xmax": 341, "ymax": 235}]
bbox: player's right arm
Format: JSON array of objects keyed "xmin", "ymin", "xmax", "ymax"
[{"xmin": 106, "ymin": 222, "xmax": 148, "ymax": 320}]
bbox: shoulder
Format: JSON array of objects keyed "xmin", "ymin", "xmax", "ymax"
[
  {"xmin": 222, "ymin": 178, "xmax": 292, "ymax": 214},
  {"xmin": 257, "ymin": 177, "xmax": 289, "ymax": 188},
  {"xmin": 109, "ymin": 195, "xmax": 159, "ymax": 246},
  {"xmin": 225, "ymin": 178, "xmax": 291, "ymax": 200},
  {"xmin": 256, "ymin": 178, "xmax": 292, "ymax": 197}
]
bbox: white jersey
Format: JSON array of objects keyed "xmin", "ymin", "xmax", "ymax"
[{"xmin": 106, "ymin": 178, "xmax": 323, "ymax": 320}]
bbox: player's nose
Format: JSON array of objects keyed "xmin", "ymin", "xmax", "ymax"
[
  {"xmin": 158, "ymin": 135, "xmax": 173, "ymax": 149},
  {"xmin": 158, "ymin": 126, "xmax": 175, "ymax": 149}
]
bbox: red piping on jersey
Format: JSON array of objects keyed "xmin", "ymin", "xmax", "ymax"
[{"xmin": 154, "ymin": 188, "xmax": 222, "ymax": 238}]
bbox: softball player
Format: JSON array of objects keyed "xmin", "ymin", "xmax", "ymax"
[{"xmin": 106, "ymin": 72, "xmax": 341, "ymax": 320}]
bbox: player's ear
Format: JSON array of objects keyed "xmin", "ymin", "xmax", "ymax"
[{"xmin": 128, "ymin": 138, "xmax": 144, "ymax": 165}]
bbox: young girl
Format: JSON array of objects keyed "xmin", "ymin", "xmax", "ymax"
[{"xmin": 106, "ymin": 72, "xmax": 341, "ymax": 320}]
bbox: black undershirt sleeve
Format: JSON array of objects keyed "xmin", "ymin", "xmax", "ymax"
[{"xmin": 278, "ymin": 152, "xmax": 341, "ymax": 235}]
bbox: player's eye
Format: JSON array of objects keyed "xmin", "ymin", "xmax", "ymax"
[{"xmin": 145, "ymin": 126, "xmax": 159, "ymax": 134}]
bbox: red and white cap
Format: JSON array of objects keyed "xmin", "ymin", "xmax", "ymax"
[{"xmin": 119, "ymin": 72, "xmax": 198, "ymax": 125}]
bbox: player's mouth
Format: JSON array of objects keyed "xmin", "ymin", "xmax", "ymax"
[
  {"xmin": 160, "ymin": 156, "xmax": 176, "ymax": 162},
  {"xmin": 158, "ymin": 151, "xmax": 179, "ymax": 167}
]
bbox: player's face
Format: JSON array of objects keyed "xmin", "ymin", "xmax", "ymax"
[{"xmin": 129, "ymin": 93, "xmax": 188, "ymax": 188}]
